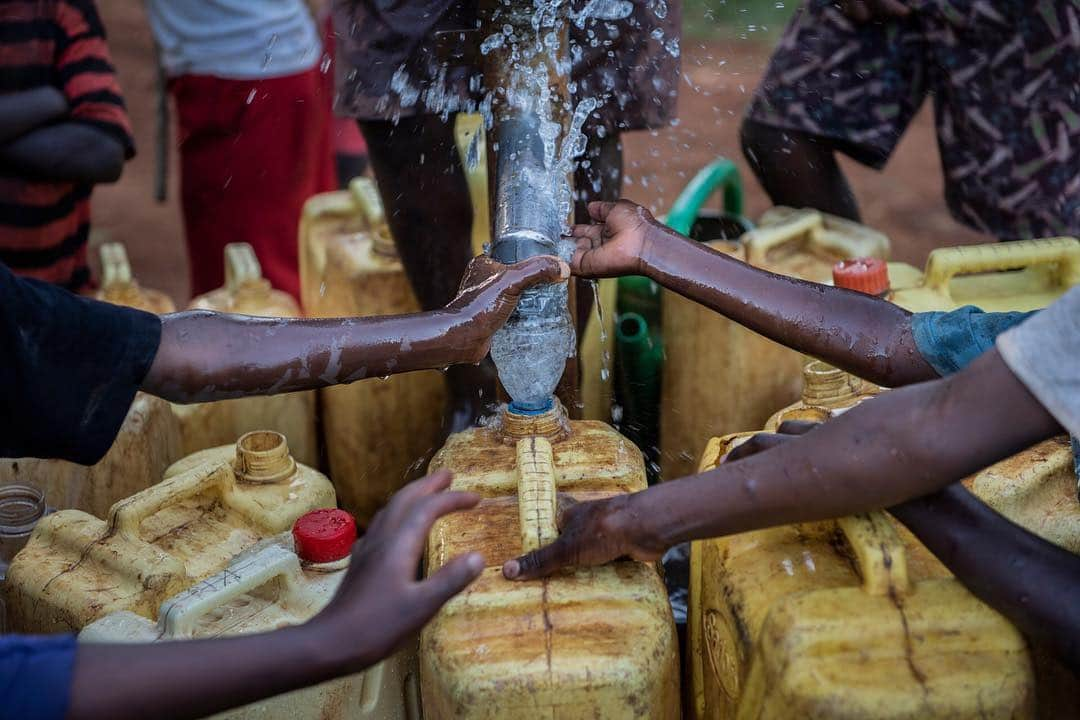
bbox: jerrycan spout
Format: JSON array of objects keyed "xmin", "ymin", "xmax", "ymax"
[{"xmin": 234, "ymin": 431, "xmax": 297, "ymax": 484}]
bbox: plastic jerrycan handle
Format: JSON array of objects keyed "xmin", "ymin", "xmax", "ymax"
[
  {"xmin": 99, "ymin": 242, "xmax": 134, "ymax": 288},
  {"xmin": 109, "ymin": 462, "xmax": 236, "ymax": 537},
  {"xmin": 349, "ymin": 177, "xmax": 398, "ymax": 257},
  {"xmin": 665, "ymin": 158, "xmax": 744, "ymax": 235},
  {"xmin": 745, "ymin": 211, "xmax": 890, "ymax": 266},
  {"xmin": 923, "ymin": 237, "xmax": 1080, "ymax": 294},
  {"xmin": 159, "ymin": 544, "xmax": 306, "ymax": 638},
  {"xmin": 705, "ymin": 433, "xmax": 910, "ymax": 597},
  {"xmin": 836, "ymin": 513, "xmax": 911, "ymax": 597},
  {"xmin": 224, "ymin": 242, "xmax": 264, "ymax": 293},
  {"xmin": 516, "ymin": 437, "xmax": 559, "ymax": 553}
]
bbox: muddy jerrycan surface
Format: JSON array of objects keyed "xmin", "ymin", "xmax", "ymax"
[
  {"xmin": 420, "ymin": 403, "xmax": 680, "ymax": 719},
  {"xmin": 175, "ymin": 243, "xmax": 318, "ymax": 467},
  {"xmin": 309, "ymin": 178, "xmax": 446, "ymax": 525},
  {"xmin": 0, "ymin": 244, "xmax": 183, "ymax": 518},
  {"xmin": 660, "ymin": 182, "xmax": 889, "ymax": 480},
  {"xmin": 686, "ymin": 368, "xmax": 1034, "ymax": 720},
  {"xmin": 80, "ymin": 509, "xmax": 420, "ymax": 720},
  {"xmin": 5, "ymin": 431, "xmax": 335, "ymax": 633}
]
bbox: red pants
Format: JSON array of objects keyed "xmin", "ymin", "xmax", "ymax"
[{"xmin": 171, "ymin": 67, "xmax": 335, "ymax": 300}]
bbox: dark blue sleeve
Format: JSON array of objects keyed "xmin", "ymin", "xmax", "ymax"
[
  {"xmin": 0, "ymin": 262, "xmax": 162, "ymax": 464},
  {"xmin": 910, "ymin": 306, "xmax": 1037, "ymax": 377},
  {"xmin": 0, "ymin": 634, "xmax": 76, "ymax": 720}
]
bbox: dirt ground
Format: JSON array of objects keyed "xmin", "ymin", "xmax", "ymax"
[{"xmin": 91, "ymin": 2, "xmax": 986, "ymax": 305}]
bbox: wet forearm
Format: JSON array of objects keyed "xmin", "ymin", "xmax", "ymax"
[
  {"xmin": 890, "ymin": 485, "xmax": 1080, "ymax": 671},
  {"xmin": 0, "ymin": 87, "xmax": 67, "ymax": 143},
  {"xmin": 69, "ymin": 624, "xmax": 356, "ymax": 720},
  {"xmin": 1, "ymin": 123, "xmax": 124, "ymax": 183},
  {"xmin": 637, "ymin": 350, "xmax": 1060, "ymax": 546},
  {"xmin": 640, "ymin": 225, "xmax": 936, "ymax": 386},
  {"xmin": 144, "ymin": 310, "xmax": 467, "ymax": 403}
]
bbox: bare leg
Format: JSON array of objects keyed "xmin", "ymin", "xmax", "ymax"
[
  {"xmin": 359, "ymin": 116, "xmax": 493, "ymax": 432},
  {"xmin": 740, "ymin": 118, "xmax": 861, "ymax": 221}
]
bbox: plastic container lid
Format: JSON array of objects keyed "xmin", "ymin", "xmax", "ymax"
[
  {"xmin": 832, "ymin": 258, "xmax": 889, "ymax": 296},
  {"xmin": 292, "ymin": 509, "xmax": 357, "ymax": 563}
]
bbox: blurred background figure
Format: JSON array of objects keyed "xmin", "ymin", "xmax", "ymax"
[
  {"xmin": 741, "ymin": 0, "xmax": 1078, "ymax": 240},
  {"xmin": 144, "ymin": 0, "xmax": 337, "ymax": 300},
  {"xmin": 331, "ymin": 0, "xmax": 682, "ymax": 429},
  {"xmin": 0, "ymin": 0, "xmax": 134, "ymax": 291}
]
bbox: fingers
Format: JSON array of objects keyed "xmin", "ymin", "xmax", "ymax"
[
  {"xmin": 414, "ymin": 551, "xmax": 485, "ymax": 616},
  {"xmin": 499, "ymin": 255, "xmax": 570, "ymax": 297},
  {"xmin": 588, "ymin": 201, "xmax": 617, "ymax": 223},
  {"xmin": 375, "ymin": 470, "xmax": 454, "ymax": 533},
  {"xmin": 776, "ymin": 419, "xmax": 820, "ymax": 436},
  {"xmin": 502, "ymin": 535, "xmax": 577, "ymax": 581},
  {"xmin": 723, "ymin": 433, "xmax": 789, "ymax": 463}
]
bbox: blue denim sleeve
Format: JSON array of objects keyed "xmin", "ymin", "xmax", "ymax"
[
  {"xmin": 0, "ymin": 634, "xmax": 76, "ymax": 720},
  {"xmin": 911, "ymin": 306, "xmax": 1038, "ymax": 377}
]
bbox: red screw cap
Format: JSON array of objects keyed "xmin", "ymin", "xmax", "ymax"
[
  {"xmin": 832, "ymin": 258, "xmax": 889, "ymax": 296},
  {"xmin": 293, "ymin": 508, "xmax": 357, "ymax": 563}
]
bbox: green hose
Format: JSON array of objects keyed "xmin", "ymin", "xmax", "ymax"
[{"xmin": 615, "ymin": 312, "xmax": 663, "ymax": 482}]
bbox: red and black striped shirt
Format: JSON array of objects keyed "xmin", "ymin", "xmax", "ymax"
[{"xmin": 0, "ymin": 0, "xmax": 134, "ymax": 290}]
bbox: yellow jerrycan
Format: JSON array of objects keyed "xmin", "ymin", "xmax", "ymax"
[
  {"xmin": 298, "ymin": 188, "xmax": 368, "ymax": 317},
  {"xmin": 454, "ymin": 114, "xmax": 617, "ymax": 421},
  {"xmin": 661, "ymin": 207, "xmax": 889, "ymax": 480},
  {"xmin": 303, "ymin": 178, "xmax": 446, "ymax": 525},
  {"xmin": 889, "ymin": 237, "xmax": 1080, "ymax": 313},
  {"xmin": 4, "ymin": 431, "xmax": 335, "ymax": 633},
  {"xmin": 686, "ymin": 365, "xmax": 1034, "ymax": 720},
  {"xmin": 0, "ymin": 244, "xmax": 182, "ymax": 517},
  {"xmin": 175, "ymin": 243, "xmax": 318, "ymax": 467},
  {"xmin": 420, "ymin": 403, "xmax": 680, "ymax": 718},
  {"xmin": 80, "ymin": 509, "xmax": 419, "ymax": 720}
]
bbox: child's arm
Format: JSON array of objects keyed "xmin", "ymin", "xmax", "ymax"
[
  {"xmin": 143, "ymin": 256, "xmax": 567, "ymax": 403},
  {"xmin": 0, "ymin": 123, "xmax": 126, "ymax": 183},
  {"xmin": 68, "ymin": 472, "xmax": 482, "ymax": 720},
  {"xmin": 890, "ymin": 485, "xmax": 1080, "ymax": 672},
  {"xmin": 0, "ymin": 87, "xmax": 68, "ymax": 144},
  {"xmin": 572, "ymin": 200, "xmax": 937, "ymax": 387},
  {"xmin": 503, "ymin": 349, "xmax": 1061, "ymax": 577}
]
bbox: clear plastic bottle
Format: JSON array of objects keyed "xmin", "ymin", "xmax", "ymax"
[{"xmin": 490, "ymin": 282, "xmax": 576, "ymax": 412}]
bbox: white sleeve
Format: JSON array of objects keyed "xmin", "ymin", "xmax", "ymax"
[{"xmin": 996, "ymin": 286, "xmax": 1080, "ymax": 437}]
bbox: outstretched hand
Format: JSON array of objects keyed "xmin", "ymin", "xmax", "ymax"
[
  {"xmin": 570, "ymin": 200, "xmax": 661, "ymax": 278},
  {"xmin": 502, "ymin": 493, "xmax": 666, "ymax": 581},
  {"xmin": 444, "ymin": 254, "xmax": 569, "ymax": 363},
  {"xmin": 313, "ymin": 471, "xmax": 482, "ymax": 670}
]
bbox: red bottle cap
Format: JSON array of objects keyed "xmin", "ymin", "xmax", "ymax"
[
  {"xmin": 292, "ymin": 508, "xmax": 357, "ymax": 563},
  {"xmin": 832, "ymin": 258, "xmax": 889, "ymax": 296}
]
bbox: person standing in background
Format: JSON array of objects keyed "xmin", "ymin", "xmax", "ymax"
[
  {"xmin": 0, "ymin": 0, "xmax": 135, "ymax": 291},
  {"xmin": 144, "ymin": 0, "xmax": 336, "ymax": 300},
  {"xmin": 740, "ymin": 0, "xmax": 1078, "ymax": 240}
]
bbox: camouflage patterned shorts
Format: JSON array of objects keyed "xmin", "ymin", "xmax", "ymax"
[{"xmin": 747, "ymin": 0, "xmax": 1079, "ymax": 240}]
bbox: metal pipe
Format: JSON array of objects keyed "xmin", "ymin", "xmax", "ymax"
[{"xmin": 481, "ymin": 0, "xmax": 577, "ymax": 412}]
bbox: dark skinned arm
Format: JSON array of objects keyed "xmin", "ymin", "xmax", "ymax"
[
  {"xmin": 0, "ymin": 87, "xmax": 68, "ymax": 143},
  {"xmin": 891, "ymin": 485, "xmax": 1080, "ymax": 672},
  {"xmin": 706, "ymin": 419, "xmax": 1080, "ymax": 672},
  {"xmin": 69, "ymin": 472, "xmax": 483, "ymax": 720},
  {"xmin": 570, "ymin": 200, "xmax": 937, "ymax": 387},
  {"xmin": 143, "ymin": 255, "xmax": 568, "ymax": 403},
  {"xmin": 503, "ymin": 348, "xmax": 1061, "ymax": 575},
  {"xmin": 0, "ymin": 122, "xmax": 125, "ymax": 184}
]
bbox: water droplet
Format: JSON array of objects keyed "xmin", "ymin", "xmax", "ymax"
[{"xmin": 245, "ymin": 89, "xmax": 256, "ymax": 105}]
